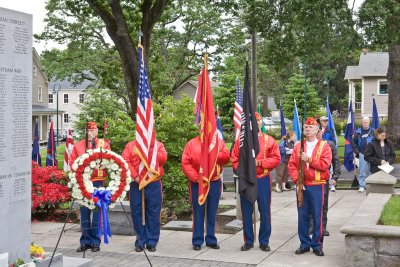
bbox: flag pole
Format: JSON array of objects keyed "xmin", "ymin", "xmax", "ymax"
[
  {"xmin": 138, "ymin": 30, "xmax": 146, "ymax": 226},
  {"xmin": 203, "ymin": 52, "xmax": 208, "ymax": 233}
]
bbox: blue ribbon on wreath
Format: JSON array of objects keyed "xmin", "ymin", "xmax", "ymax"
[{"xmin": 93, "ymin": 188, "xmax": 112, "ymax": 243}]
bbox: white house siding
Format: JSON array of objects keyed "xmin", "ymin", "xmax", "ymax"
[
  {"xmin": 48, "ymin": 89, "xmax": 85, "ymax": 133},
  {"xmin": 362, "ymin": 77, "xmax": 388, "ymax": 117}
]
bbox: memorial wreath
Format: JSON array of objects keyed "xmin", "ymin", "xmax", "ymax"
[{"xmin": 68, "ymin": 148, "xmax": 132, "ymax": 209}]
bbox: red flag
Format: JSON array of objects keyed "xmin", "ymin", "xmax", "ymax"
[
  {"xmin": 63, "ymin": 129, "xmax": 75, "ymax": 172},
  {"xmin": 135, "ymin": 44, "xmax": 160, "ymax": 190},
  {"xmin": 195, "ymin": 56, "xmax": 219, "ymax": 205}
]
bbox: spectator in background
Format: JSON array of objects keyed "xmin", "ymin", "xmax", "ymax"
[
  {"xmin": 353, "ymin": 116, "xmax": 375, "ymax": 193},
  {"xmin": 364, "ymin": 126, "xmax": 396, "ymax": 174},
  {"xmin": 275, "ymin": 131, "xmax": 296, "ymax": 192},
  {"xmin": 319, "ymin": 116, "xmax": 336, "ymax": 145}
]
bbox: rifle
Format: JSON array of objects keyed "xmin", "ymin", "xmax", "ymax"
[{"xmin": 297, "ymin": 133, "xmax": 305, "ymax": 207}]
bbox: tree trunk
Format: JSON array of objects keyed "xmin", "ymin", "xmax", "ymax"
[{"xmin": 387, "ymin": 44, "xmax": 400, "ymax": 143}]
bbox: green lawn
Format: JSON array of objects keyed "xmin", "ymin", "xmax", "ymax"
[
  {"xmin": 40, "ymin": 145, "xmax": 66, "ymax": 170},
  {"xmin": 380, "ymin": 196, "xmax": 400, "ymax": 226}
]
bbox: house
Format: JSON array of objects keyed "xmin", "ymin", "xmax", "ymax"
[
  {"xmin": 48, "ymin": 78, "xmax": 92, "ymax": 135},
  {"xmin": 32, "ymin": 48, "xmax": 59, "ymax": 143},
  {"xmin": 345, "ymin": 52, "xmax": 388, "ymax": 119},
  {"xmin": 172, "ymin": 80, "xmax": 220, "ymax": 100}
]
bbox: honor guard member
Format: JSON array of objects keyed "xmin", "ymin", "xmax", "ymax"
[
  {"xmin": 70, "ymin": 121, "xmax": 111, "ymax": 253},
  {"xmin": 122, "ymin": 140, "xmax": 167, "ymax": 252},
  {"xmin": 288, "ymin": 117, "xmax": 332, "ymax": 257},
  {"xmin": 181, "ymin": 134, "xmax": 230, "ymax": 251},
  {"xmin": 231, "ymin": 112, "xmax": 281, "ymax": 252}
]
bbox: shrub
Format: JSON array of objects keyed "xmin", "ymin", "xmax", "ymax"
[
  {"xmin": 154, "ymin": 96, "xmax": 198, "ymax": 215},
  {"xmin": 31, "ymin": 161, "xmax": 71, "ymax": 217}
]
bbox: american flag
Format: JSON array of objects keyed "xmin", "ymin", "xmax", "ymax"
[
  {"xmin": 63, "ymin": 129, "xmax": 74, "ymax": 172},
  {"xmin": 135, "ymin": 45, "xmax": 159, "ymax": 190},
  {"xmin": 233, "ymin": 78, "xmax": 243, "ymax": 140}
]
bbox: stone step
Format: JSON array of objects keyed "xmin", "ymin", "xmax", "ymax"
[
  {"xmin": 63, "ymin": 256, "xmax": 93, "ymax": 267},
  {"xmin": 162, "ymin": 220, "xmax": 192, "ymax": 231}
]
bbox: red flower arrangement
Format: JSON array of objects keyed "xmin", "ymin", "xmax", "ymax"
[{"xmin": 31, "ymin": 161, "xmax": 71, "ymax": 215}]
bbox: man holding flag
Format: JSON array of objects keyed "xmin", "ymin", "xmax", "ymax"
[
  {"xmin": 122, "ymin": 44, "xmax": 168, "ymax": 253},
  {"xmin": 182, "ymin": 54, "xmax": 230, "ymax": 251},
  {"xmin": 231, "ymin": 60, "xmax": 280, "ymax": 252}
]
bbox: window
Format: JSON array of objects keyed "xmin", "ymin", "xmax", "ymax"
[
  {"xmin": 63, "ymin": 93, "xmax": 69, "ymax": 104},
  {"xmin": 378, "ymin": 80, "xmax": 388, "ymax": 95},
  {"xmin": 63, "ymin": 113, "xmax": 69, "ymax": 123},
  {"xmin": 79, "ymin": 93, "xmax": 84, "ymax": 103},
  {"xmin": 33, "ymin": 66, "xmax": 37, "ymax": 77},
  {"xmin": 37, "ymin": 86, "xmax": 42, "ymax": 102},
  {"xmin": 48, "ymin": 94, "xmax": 53, "ymax": 104}
]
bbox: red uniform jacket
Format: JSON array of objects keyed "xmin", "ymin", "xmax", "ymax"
[
  {"xmin": 69, "ymin": 138, "xmax": 111, "ymax": 181},
  {"xmin": 288, "ymin": 139, "xmax": 332, "ymax": 185},
  {"xmin": 231, "ymin": 133, "xmax": 281, "ymax": 178},
  {"xmin": 122, "ymin": 140, "xmax": 167, "ymax": 183},
  {"xmin": 181, "ymin": 137, "xmax": 230, "ymax": 183}
]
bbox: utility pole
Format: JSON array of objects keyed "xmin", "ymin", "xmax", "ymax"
[{"xmin": 251, "ymin": 31, "xmax": 257, "ymax": 111}]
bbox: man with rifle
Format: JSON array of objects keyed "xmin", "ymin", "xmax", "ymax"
[{"xmin": 288, "ymin": 117, "xmax": 332, "ymax": 257}]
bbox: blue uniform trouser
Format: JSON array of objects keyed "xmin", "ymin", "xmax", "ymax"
[
  {"xmin": 190, "ymin": 179, "xmax": 221, "ymax": 247},
  {"xmin": 80, "ymin": 181, "xmax": 103, "ymax": 246},
  {"xmin": 297, "ymin": 184, "xmax": 325, "ymax": 250},
  {"xmin": 358, "ymin": 153, "xmax": 370, "ymax": 188},
  {"xmin": 241, "ymin": 175, "xmax": 271, "ymax": 246},
  {"xmin": 129, "ymin": 180, "xmax": 163, "ymax": 249}
]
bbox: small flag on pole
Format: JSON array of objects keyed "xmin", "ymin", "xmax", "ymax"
[
  {"xmin": 372, "ymin": 95, "xmax": 380, "ymax": 129},
  {"xmin": 46, "ymin": 120, "xmax": 57, "ymax": 167},
  {"xmin": 233, "ymin": 78, "xmax": 243, "ymax": 141},
  {"xmin": 293, "ymin": 99, "xmax": 301, "ymax": 141},
  {"xmin": 216, "ymin": 108, "xmax": 224, "ymax": 141},
  {"xmin": 32, "ymin": 121, "xmax": 42, "ymax": 166},
  {"xmin": 63, "ymin": 129, "xmax": 74, "ymax": 172},
  {"xmin": 326, "ymin": 97, "xmax": 338, "ymax": 148},
  {"xmin": 344, "ymin": 100, "xmax": 356, "ymax": 172}
]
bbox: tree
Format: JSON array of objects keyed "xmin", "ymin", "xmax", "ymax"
[
  {"xmin": 358, "ymin": 0, "xmax": 400, "ymax": 141},
  {"xmin": 282, "ymin": 73, "xmax": 320, "ymax": 121},
  {"xmin": 37, "ymin": 0, "xmax": 242, "ymax": 117}
]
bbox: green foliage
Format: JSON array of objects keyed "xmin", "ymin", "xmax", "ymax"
[
  {"xmin": 106, "ymin": 112, "xmax": 136, "ymax": 154},
  {"xmin": 357, "ymin": 0, "xmax": 400, "ymax": 48},
  {"xmin": 154, "ymin": 96, "xmax": 198, "ymax": 213},
  {"xmin": 380, "ymin": 196, "xmax": 400, "ymax": 226},
  {"xmin": 282, "ymin": 73, "xmax": 320, "ymax": 121}
]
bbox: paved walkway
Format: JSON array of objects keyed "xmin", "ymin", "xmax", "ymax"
[{"xmin": 31, "ymin": 189, "xmax": 380, "ymax": 267}]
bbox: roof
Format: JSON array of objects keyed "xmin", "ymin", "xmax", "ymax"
[
  {"xmin": 174, "ymin": 80, "xmax": 221, "ymax": 93},
  {"xmin": 48, "ymin": 77, "xmax": 94, "ymax": 91},
  {"xmin": 32, "ymin": 104, "xmax": 64, "ymax": 114},
  {"xmin": 345, "ymin": 52, "xmax": 388, "ymax": 80}
]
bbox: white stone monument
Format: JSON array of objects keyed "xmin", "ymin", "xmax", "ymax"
[{"xmin": 0, "ymin": 7, "xmax": 32, "ymax": 263}]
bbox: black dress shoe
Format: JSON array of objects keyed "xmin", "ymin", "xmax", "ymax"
[
  {"xmin": 76, "ymin": 244, "xmax": 90, "ymax": 252},
  {"xmin": 324, "ymin": 230, "xmax": 330, "ymax": 236},
  {"xmin": 260, "ymin": 244, "xmax": 270, "ymax": 251},
  {"xmin": 313, "ymin": 248, "xmax": 324, "ymax": 256},
  {"xmin": 193, "ymin": 245, "xmax": 201, "ymax": 251},
  {"xmin": 295, "ymin": 247, "xmax": 310, "ymax": 254},
  {"xmin": 135, "ymin": 247, "xmax": 144, "ymax": 252},
  {"xmin": 147, "ymin": 245, "xmax": 156, "ymax": 252},
  {"xmin": 241, "ymin": 243, "xmax": 254, "ymax": 251},
  {"xmin": 206, "ymin": 243, "xmax": 220, "ymax": 249},
  {"xmin": 91, "ymin": 244, "xmax": 100, "ymax": 252}
]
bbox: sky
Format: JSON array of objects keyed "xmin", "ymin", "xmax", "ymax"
[{"xmin": 1, "ymin": 0, "xmax": 365, "ymax": 55}]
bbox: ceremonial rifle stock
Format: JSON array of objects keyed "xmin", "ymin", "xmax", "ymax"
[{"xmin": 297, "ymin": 134, "xmax": 305, "ymax": 207}]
